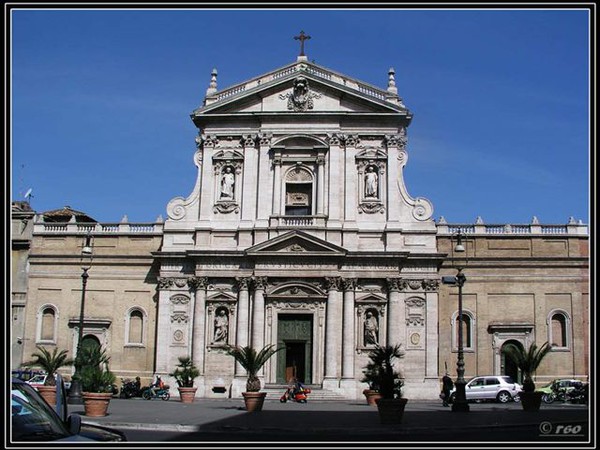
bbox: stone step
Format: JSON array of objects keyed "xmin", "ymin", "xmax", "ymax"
[{"xmin": 260, "ymin": 385, "xmax": 348, "ymax": 401}]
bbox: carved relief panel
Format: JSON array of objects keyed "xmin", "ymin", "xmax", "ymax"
[
  {"xmin": 169, "ymin": 293, "xmax": 190, "ymax": 346},
  {"xmin": 405, "ymin": 297, "xmax": 426, "ymax": 350}
]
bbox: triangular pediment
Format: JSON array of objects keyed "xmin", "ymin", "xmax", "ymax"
[
  {"xmin": 246, "ymin": 230, "xmax": 346, "ymax": 257},
  {"xmin": 193, "ymin": 61, "xmax": 409, "ymax": 117}
]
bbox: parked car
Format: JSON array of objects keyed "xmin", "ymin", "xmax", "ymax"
[
  {"xmin": 11, "ymin": 378, "xmax": 126, "ymax": 442},
  {"xmin": 26, "ymin": 373, "xmax": 71, "ymax": 394},
  {"xmin": 448, "ymin": 375, "xmax": 522, "ymax": 404}
]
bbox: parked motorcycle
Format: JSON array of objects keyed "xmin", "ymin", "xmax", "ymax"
[
  {"xmin": 119, "ymin": 377, "xmax": 142, "ymax": 399},
  {"xmin": 542, "ymin": 382, "xmax": 587, "ymax": 404},
  {"xmin": 141, "ymin": 386, "xmax": 170, "ymax": 401},
  {"xmin": 280, "ymin": 386, "xmax": 311, "ymax": 403},
  {"xmin": 568, "ymin": 382, "xmax": 588, "ymax": 404}
]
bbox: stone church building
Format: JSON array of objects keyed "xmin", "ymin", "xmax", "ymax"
[{"xmin": 11, "ymin": 52, "xmax": 589, "ymax": 400}]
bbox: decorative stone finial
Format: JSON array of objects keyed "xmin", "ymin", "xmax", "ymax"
[
  {"xmin": 206, "ymin": 68, "xmax": 218, "ymax": 97},
  {"xmin": 438, "ymin": 216, "xmax": 447, "ymax": 224},
  {"xmin": 387, "ymin": 67, "xmax": 398, "ymax": 95},
  {"xmin": 120, "ymin": 214, "xmax": 128, "ymax": 223},
  {"xmin": 475, "ymin": 216, "xmax": 484, "ymax": 224},
  {"xmin": 156, "ymin": 214, "xmax": 164, "ymax": 223},
  {"xmin": 568, "ymin": 216, "xmax": 577, "ymax": 224},
  {"xmin": 531, "ymin": 216, "xmax": 539, "ymax": 224}
]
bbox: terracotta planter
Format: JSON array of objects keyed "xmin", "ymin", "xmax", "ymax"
[
  {"xmin": 178, "ymin": 387, "xmax": 198, "ymax": 403},
  {"xmin": 375, "ymin": 397, "xmax": 408, "ymax": 424},
  {"xmin": 82, "ymin": 392, "xmax": 112, "ymax": 417},
  {"xmin": 242, "ymin": 391, "xmax": 267, "ymax": 412},
  {"xmin": 36, "ymin": 385, "xmax": 57, "ymax": 406},
  {"xmin": 520, "ymin": 391, "xmax": 543, "ymax": 411},
  {"xmin": 363, "ymin": 389, "xmax": 383, "ymax": 407}
]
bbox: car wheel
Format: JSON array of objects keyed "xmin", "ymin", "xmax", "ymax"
[{"xmin": 497, "ymin": 391, "xmax": 511, "ymax": 403}]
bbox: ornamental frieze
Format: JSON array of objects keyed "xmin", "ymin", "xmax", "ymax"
[
  {"xmin": 386, "ymin": 278, "xmax": 407, "ymax": 292},
  {"xmin": 267, "ymin": 300, "xmax": 324, "ymax": 311},
  {"xmin": 157, "ymin": 277, "xmax": 173, "ymax": 290},
  {"xmin": 407, "ymin": 279, "xmax": 423, "ymax": 290},
  {"xmin": 235, "ymin": 277, "xmax": 251, "ymax": 291},
  {"xmin": 187, "ymin": 276, "xmax": 208, "ymax": 291},
  {"xmin": 406, "ymin": 298, "xmax": 426, "ymax": 307},
  {"xmin": 242, "ymin": 134, "xmax": 257, "ymax": 148},
  {"xmin": 171, "ymin": 312, "xmax": 189, "ymax": 324},
  {"xmin": 345, "ymin": 135, "xmax": 360, "ymax": 147},
  {"xmin": 342, "ymin": 278, "xmax": 357, "ymax": 291},
  {"xmin": 422, "ymin": 279, "xmax": 440, "ymax": 291},
  {"xmin": 258, "ymin": 133, "xmax": 272, "ymax": 146},
  {"xmin": 200, "ymin": 134, "xmax": 219, "ymax": 147},
  {"xmin": 358, "ymin": 202, "xmax": 385, "ymax": 214},
  {"xmin": 251, "ymin": 276, "xmax": 268, "ymax": 291},
  {"xmin": 170, "ymin": 294, "xmax": 190, "ymax": 305},
  {"xmin": 213, "ymin": 201, "xmax": 240, "ymax": 214},
  {"xmin": 324, "ymin": 277, "xmax": 342, "ymax": 291}
]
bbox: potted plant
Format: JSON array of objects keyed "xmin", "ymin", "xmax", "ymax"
[
  {"xmin": 360, "ymin": 358, "xmax": 383, "ymax": 406},
  {"xmin": 504, "ymin": 341, "xmax": 551, "ymax": 411},
  {"xmin": 22, "ymin": 346, "xmax": 74, "ymax": 405},
  {"xmin": 362, "ymin": 344, "xmax": 407, "ymax": 424},
  {"xmin": 76, "ymin": 346, "xmax": 116, "ymax": 417},
  {"xmin": 225, "ymin": 344, "xmax": 282, "ymax": 412},
  {"xmin": 169, "ymin": 356, "xmax": 200, "ymax": 403}
]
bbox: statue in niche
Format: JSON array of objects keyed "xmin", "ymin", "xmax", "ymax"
[
  {"xmin": 213, "ymin": 309, "xmax": 229, "ymax": 344},
  {"xmin": 220, "ymin": 166, "xmax": 235, "ymax": 199},
  {"xmin": 364, "ymin": 311, "xmax": 379, "ymax": 345},
  {"xmin": 364, "ymin": 165, "xmax": 378, "ymax": 198}
]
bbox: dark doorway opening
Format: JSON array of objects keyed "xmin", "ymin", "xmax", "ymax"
[{"xmin": 277, "ymin": 313, "xmax": 313, "ymax": 384}]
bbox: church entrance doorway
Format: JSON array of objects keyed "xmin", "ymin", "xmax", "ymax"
[
  {"xmin": 501, "ymin": 340, "xmax": 523, "ymax": 383},
  {"xmin": 276, "ymin": 314, "xmax": 313, "ymax": 384}
]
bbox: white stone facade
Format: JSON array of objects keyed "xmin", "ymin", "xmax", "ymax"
[{"xmin": 157, "ymin": 58, "xmax": 442, "ymax": 399}]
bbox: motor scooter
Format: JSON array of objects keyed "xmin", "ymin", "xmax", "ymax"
[
  {"xmin": 141, "ymin": 386, "xmax": 170, "ymax": 401},
  {"xmin": 280, "ymin": 386, "xmax": 311, "ymax": 403}
]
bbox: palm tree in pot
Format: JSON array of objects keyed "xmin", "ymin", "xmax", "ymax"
[
  {"xmin": 225, "ymin": 344, "xmax": 282, "ymax": 412},
  {"xmin": 362, "ymin": 344, "xmax": 407, "ymax": 424},
  {"xmin": 169, "ymin": 356, "xmax": 200, "ymax": 403},
  {"xmin": 22, "ymin": 346, "xmax": 74, "ymax": 405},
  {"xmin": 504, "ymin": 341, "xmax": 551, "ymax": 411},
  {"xmin": 76, "ymin": 346, "xmax": 116, "ymax": 417},
  {"xmin": 360, "ymin": 357, "xmax": 383, "ymax": 406}
]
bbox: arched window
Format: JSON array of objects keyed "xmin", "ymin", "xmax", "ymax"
[
  {"xmin": 285, "ymin": 166, "xmax": 314, "ymax": 216},
  {"xmin": 451, "ymin": 310, "xmax": 475, "ymax": 352},
  {"xmin": 125, "ymin": 307, "xmax": 147, "ymax": 346},
  {"xmin": 36, "ymin": 305, "xmax": 58, "ymax": 343},
  {"xmin": 547, "ymin": 309, "xmax": 571, "ymax": 350}
]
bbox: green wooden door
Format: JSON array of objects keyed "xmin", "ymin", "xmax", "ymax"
[{"xmin": 276, "ymin": 314, "xmax": 312, "ymax": 384}]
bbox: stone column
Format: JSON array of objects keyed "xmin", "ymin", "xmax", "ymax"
[
  {"xmin": 251, "ymin": 276, "xmax": 267, "ymax": 355},
  {"xmin": 323, "ymin": 277, "xmax": 342, "ymax": 387},
  {"xmin": 385, "ymin": 134, "xmax": 403, "ymax": 222},
  {"xmin": 241, "ymin": 135, "xmax": 258, "ymax": 223},
  {"xmin": 256, "ymin": 133, "xmax": 272, "ymax": 226},
  {"xmin": 155, "ymin": 278, "xmax": 174, "ymax": 374},
  {"xmin": 189, "ymin": 277, "xmax": 208, "ymax": 375},
  {"xmin": 199, "ymin": 135, "xmax": 217, "ymax": 223},
  {"xmin": 386, "ymin": 278, "xmax": 404, "ymax": 345},
  {"xmin": 344, "ymin": 136, "xmax": 359, "ymax": 223},
  {"xmin": 326, "ymin": 134, "xmax": 343, "ymax": 224},
  {"xmin": 235, "ymin": 277, "xmax": 251, "ymax": 376},
  {"xmin": 317, "ymin": 156, "xmax": 325, "ymax": 215},
  {"xmin": 272, "ymin": 155, "xmax": 282, "ymax": 216},
  {"xmin": 342, "ymin": 278, "xmax": 357, "ymax": 379},
  {"xmin": 424, "ymin": 280, "xmax": 440, "ymax": 379}
]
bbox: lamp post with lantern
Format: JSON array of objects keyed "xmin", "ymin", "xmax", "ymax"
[
  {"xmin": 441, "ymin": 231, "xmax": 470, "ymax": 412},
  {"xmin": 67, "ymin": 232, "xmax": 93, "ymax": 404}
]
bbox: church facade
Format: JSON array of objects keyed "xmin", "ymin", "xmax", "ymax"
[{"xmin": 11, "ymin": 55, "xmax": 589, "ymax": 400}]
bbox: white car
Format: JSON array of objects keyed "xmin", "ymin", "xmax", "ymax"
[
  {"xmin": 26, "ymin": 374, "xmax": 71, "ymax": 393},
  {"xmin": 449, "ymin": 375, "xmax": 522, "ymax": 403}
]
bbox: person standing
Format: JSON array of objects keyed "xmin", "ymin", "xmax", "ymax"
[{"xmin": 441, "ymin": 372, "xmax": 454, "ymax": 407}]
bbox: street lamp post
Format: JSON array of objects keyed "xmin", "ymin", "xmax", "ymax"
[
  {"xmin": 67, "ymin": 233, "xmax": 93, "ymax": 404},
  {"xmin": 442, "ymin": 231, "xmax": 470, "ymax": 412}
]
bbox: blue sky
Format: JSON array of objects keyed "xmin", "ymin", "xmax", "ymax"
[{"xmin": 10, "ymin": 7, "xmax": 590, "ymax": 225}]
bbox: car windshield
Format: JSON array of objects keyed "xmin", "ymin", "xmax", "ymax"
[{"xmin": 11, "ymin": 381, "xmax": 71, "ymax": 441}]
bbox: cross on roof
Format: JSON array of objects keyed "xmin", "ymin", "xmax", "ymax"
[{"xmin": 294, "ymin": 31, "xmax": 311, "ymax": 57}]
